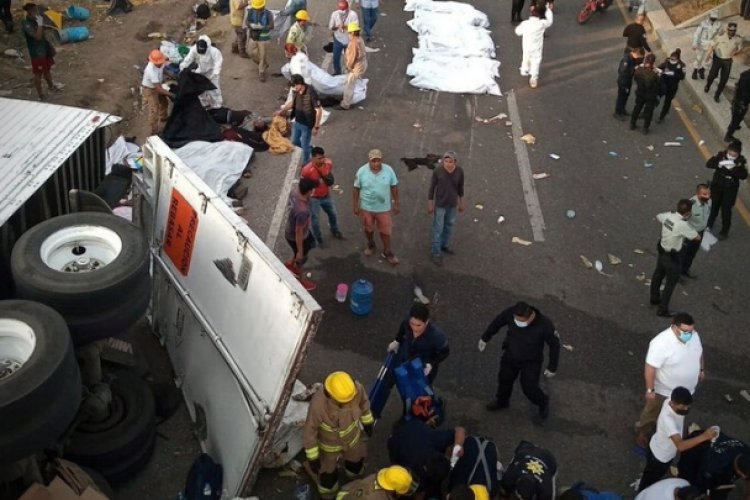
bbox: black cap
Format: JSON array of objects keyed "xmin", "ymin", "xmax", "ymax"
[{"xmin": 512, "ymin": 301, "xmax": 533, "ymax": 317}]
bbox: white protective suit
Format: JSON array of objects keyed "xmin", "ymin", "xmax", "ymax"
[
  {"xmin": 692, "ymin": 11, "xmax": 722, "ymax": 71},
  {"xmin": 180, "ymin": 35, "xmax": 224, "ymax": 108},
  {"xmin": 514, "ymin": 6, "xmax": 553, "ymax": 82}
]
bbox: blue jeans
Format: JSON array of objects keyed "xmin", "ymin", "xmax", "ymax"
[
  {"xmin": 292, "ymin": 121, "xmax": 312, "ymax": 164},
  {"xmin": 361, "ymin": 7, "xmax": 378, "ymax": 40},
  {"xmin": 332, "ymin": 39, "xmax": 347, "ymax": 75},
  {"xmin": 431, "ymin": 206, "xmax": 457, "ymax": 256},
  {"xmin": 309, "ymin": 195, "xmax": 340, "ymax": 242}
]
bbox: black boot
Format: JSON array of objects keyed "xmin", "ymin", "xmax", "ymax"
[
  {"xmin": 699, "ymin": 68, "xmax": 706, "ymax": 79},
  {"xmin": 692, "ymin": 68, "xmax": 699, "ymax": 80}
]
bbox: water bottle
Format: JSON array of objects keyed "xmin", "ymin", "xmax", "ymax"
[
  {"xmin": 350, "ymin": 278, "xmax": 373, "ymax": 315},
  {"xmin": 295, "ymin": 484, "xmax": 311, "ymax": 500},
  {"xmin": 335, "ymin": 283, "xmax": 348, "ymax": 303}
]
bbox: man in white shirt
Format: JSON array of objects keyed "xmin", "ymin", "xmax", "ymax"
[
  {"xmin": 635, "ymin": 313, "xmax": 704, "ymax": 448},
  {"xmin": 635, "ymin": 478, "xmax": 703, "ymax": 500},
  {"xmin": 649, "ymin": 199, "xmax": 701, "ymax": 317},
  {"xmin": 328, "ymin": 0, "xmax": 358, "ymax": 75},
  {"xmin": 179, "ymin": 35, "xmax": 223, "ymax": 109},
  {"xmin": 638, "ymin": 387, "xmax": 717, "ymax": 491},
  {"xmin": 141, "ymin": 49, "xmax": 174, "ymax": 135}
]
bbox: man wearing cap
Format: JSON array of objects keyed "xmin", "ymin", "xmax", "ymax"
[
  {"xmin": 724, "ymin": 68, "xmax": 750, "ymax": 142},
  {"xmin": 284, "ymin": 177, "xmax": 318, "ymax": 291},
  {"xmin": 478, "ymin": 301, "xmax": 559, "ymax": 420},
  {"xmin": 276, "ymin": 74, "xmax": 322, "ymax": 164},
  {"xmin": 337, "ymin": 21, "xmax": 367, "ymax": 110},
  {"xmin": 704, "ymin": 23, "xmax": 743, "ymax": 103},
  {"xmin": 230, "ymin": 0, "xmax": 249, "ymax": 57},
  {"xmin": 304, "ymin": 371, "xmax": 374, "ymax": 499},
  {"xmin": 337, "ymin": 466, "xmax": 414, "ymax": 499},
  {"xmin": 691, "ymin": 10, "xmax": 721, "ymax": 80},
  {"xmin": 246, "ymin": 0, "xmax": 274, "ymax": 82},
  {"xmin": 142, "ymin": 49, "xmax": 174, "ymax": 135},
  {"xmin": 179, "ymin": 35, "xmax": 223, "ymax": 109},
  {"xmin": 22, "ymin": 1, "xmax": 63, "ymax": 101},
  {"xmin": 329, "ymin": 0, "xmax": 359, "ymax": 75},
  {"xmin": 428, "ymin": 151, "xmax": 465, "ymax": 266},
  {"xmin": 286, "ymin": 10, "xmax": 310, "ymax": 54},
  {"xmin": 649, "ymin": 200, "xmax": 701, "ymax": 316},
  {"xmin": 500, "ymin": 441, "xmax": 558, "ymax": 500},
  {"xmin": 353, "ymin": 149, "xmax": 400, "ymax": 265}
]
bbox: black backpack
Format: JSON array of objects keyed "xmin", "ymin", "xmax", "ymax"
[{"xmin": 184, "ymin": 453, "xmax": 223, "ymax": 500}]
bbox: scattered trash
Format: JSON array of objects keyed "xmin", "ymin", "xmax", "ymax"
[
  {"xmin": 413, "ymin": 122, "xmax": 422, "ymax": 128},
  {"xmin": 3, "ymin": 48, "xmax": 23, "ymax": 59},
  {"xmin": 675, "ymin": 136, "xmax": 685, "ymax": 141},
  {"xmin": 549, "ymin": 153, "xmax": 560, "ymax": 160},
  {"xmin": 475, "ymin": 204, "xmax": 484, "ymax": 210},
  {"xmin": 305, "ymin": 272, "xmax": 312, "ymax": 278},
  {"xmin": 148, "ymin": 32, "xmax": 167, "ymax": 38},
  {"xmin": 97, "ymin": 78, "xmax": 105, "ymax": 83},
  {"xmin": 633, "ymin": 249, "xmax": 645, "ymax": 254},
  {"xmin": 698, "ymin": 140, "xmax": 705, "ymax": 146},
  {"xmin": 740, "ymin": 390, "xmax": 750, "ymax": 402},
  {"xmin": 644, "ymin": 162, "xmax": 654, "ymax": 168},
  {"xmin": 594, "ymin": 260, "xmax": 603, "ymax": 272},
  {"xmin": 497, "ymin": 216, "xmax": 505, "ymax": 223},
  {"xmin": 511, "ymin": 236, "xmax": 532, "ymax": 246},
  {"xmin": 413, "ymin": 285, "xmax": 431, "ymax": 305},
  {"xmin": 664, "ymin": 141, "xmax": 682, "ymax": 147},
  {"xmin": 692, "ymin": 104, "xmax": 703, "ymax": 114},
  {"xmin": 713, "ymin": 285, "xmax": 721, "ymax": 291},
  {"xmin": 292, "ymin": 382, "xmax": 322, "ymax": 401},
  {"xmin": 520, "ymin": 133, "xmax": 536, "ymax": 145},
  {"xmin": 607, "ymin": 253, "xmax": 622, "ymax": 265},
  {"xmin": 364, "ymin": 46, "xmax": 380, "ymax": 53},
  {"xmin": 562, "ymin": 343, "xmax": 574, "ymax": 352},
  {"xmin": 473, "ymin": 218, "xmax": 478, "ymax": 222},
  {"xmin": 580, "ymin": 255, "xmax": 593, "ymax": 268},
  {"xmin": 682, "ymin": 290, "xmax": 688, "ymax": 296},
  {"xmin": 608, "ymin": 151, "xmax": 619, "ymax": 157},
  {"xmin": 532, "ymin": 173, "xmax": 550, "ymax": 180},
  {"xmin": 644, "ymin": 279, "xmax": 651, "ymax": 286},
  {"xmin": 627, "ymin": 350, "xmax": 634, "ymax": 356},
  {"xmin": 724, "ymin": 394, "xmax": 733, "ymax": 403},
  {"xmin": 646, "ymin": 145, "xmax": 654, "ymax": 151},
  {"xmin": 566, "ymin": 209, "xmax": 576, "ymax": 219},
  {"xmin": 505, "ymin": 121, "xmax": 512, "ymax": 126},
  {"xmin": 475, "ymin": 112, "xmax": 508, "ymax": 124},
  {"xmin": 636, "ymin": 272, "xmax": 645, "ymax": 281}
]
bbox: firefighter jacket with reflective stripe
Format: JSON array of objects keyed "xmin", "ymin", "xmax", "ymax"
[
  {"xmin": 336, "ymin": 474, "xmax": 394, "ymax": 500},
  {"xmin": 304, "ymin": 381, "xmax": 374, "ymax": 460}
]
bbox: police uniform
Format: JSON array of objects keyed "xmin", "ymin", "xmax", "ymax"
[
  {"xmin": 630, "ymin": 63, "xmax": 662, "ymax": 133},
  {"xmin": 649, "ymin": 211, "xmax": 698, "ymax": 315},
  {"xmin": 725, "ymin": 69, "xmax": 750, "ymax": 142},
  {"xmin": 691, "ymin": 13, "xmax": 722, "ymax": 78},
  {"xmin": 706, "ymin": 150, "xmax": 749, "ymax": 237},
  {"xmin": 681, "ymin": 194, "xmax": 711, "ymax": 276},
  {"xmin": 678, "ymin": 431, "xmax": 750, "ymax": 500},
  {"xmin": 500, "ymin": 441, "xmax": 558, "ymax": 500},
  {"xmin": 658, "ymin": 55, "xmax": 686, "ymax": 122},
  {"xmin": 705, "ymin": 26, "xmax": 743, "ymax": 101}
]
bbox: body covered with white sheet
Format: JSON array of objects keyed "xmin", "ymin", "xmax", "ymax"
[{"xmin": 514, "ymin": 4, "xmax": 552, "ymax": 85}]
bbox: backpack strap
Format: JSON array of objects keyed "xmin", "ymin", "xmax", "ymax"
[{"xmin": 468, "ymin": 436, "xmax": 492, "ymax": 488}]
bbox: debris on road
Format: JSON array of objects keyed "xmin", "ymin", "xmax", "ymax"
[
  {"xmin": 520, "ymin": 133, "xmax": 536, "ymax": 145},
  {"xmin": 646, "ymin": 145, "xmax": 654, "ymax": 151},
  {"xmin": 512, "ymin": 236, "xmax": 532, "ymax": 246},
  {"xmin": 475, "ymin": 112, "xmax": 508, "ymax": 124},
  {"xmin": 594, "ymin": 260, "xmax": 603, "ymax": 272},
  {"xmin": 698, "ymin": 139, "xmax": 705, "ymax": 146},
  {"xmin": 413, "ymin": 285, "xmax": 431, "ymax": 305},
  {"xmin": 692, "ymin": 104, "xmax": 703, "ymax": 114},
  {"xmin": 562, "ymin": 343, "xmax": 574, "ymax": 352},
  {"xmin": 3, "ymin": 49, "xmax": 23, "ymax": 59},
  {"xmin": 497, "ymin": 216, "xmax": 505, "ymax": 223},
  {"xmin": 292, "ymin": 382, "xmax": 322, "ymax": 401},
  {"xmin": 636, "ymin": 272, "xmax": 645, "ymax": 281},
  {"xmin": 633, "ymin": 248, "xmax": 645, "ymax": 254},
  {"xmin": 566, "ymin": 210, "xmax": 576, "ymax": 219},
  {"xmin": 644, "ymin": 162, "xmax": 654, "ymax": 168},
  {"xmin": 740, "ymin": 390, "xmax": 750, "ymax": 402},
  {"xmin": 664, "ymin": 142, "xmax": 682, "ymax": 147},
  {"xmin": 580, "ymin": 255, "xmax": 593, "ymax": 268},
  {"xmin": 713, "ymin": 285, "xmax": 721, "ymax": 291},
  {"xmin": 475, "ymin": 204, "xmax": 484, "ymax": 210},
  {"xmin": 725, "ymin": 394, "xmax": 734, "ymax": 403},
  {"xmin": 608, "ymin": 151, "xmax": 619, "ymax": 157},
  {"xmin": 532, "ymin": 172, "xmax": 550, "ymax": 180},
  {"xmin": 627, "ymin": 350, "xmax": 634, "ymax": 356},
  {"xmin": 549, "ymin": 153, "xmax": 560, "ymax": 160},
  {"xmin": 607, "ymin": 253, "xmax": 622, "ymax": 265},
  {"xmin": 675, "ymin": 136, "xmax": 685, "ymax": 142},
  {"xmin": 505, "ymin": 121, "xmax": 512, "ymax": 126}
]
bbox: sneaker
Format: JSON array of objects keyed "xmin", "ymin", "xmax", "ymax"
[
  {"xmin": 381, "ymin": 251, "xmax": 400, "ymax": 266},
  {"xmin": 529, "ymin": 78, "xmax": 538, "ymax": 89},
  {"xmin": 704, "ymin": 84, "xmax": 710, "ymax": 93},
  {"xmin": 331, "ymin": 231, "xmax": 345, "ymax": 240},
  {"xmin": 441, "ymin": 246, "xmax": 455, "ymax": 255},
  {"xmin": 714, "ymin": 95, "xmax": 721, "ymax": 103},
  {"xmin": 284, "ymin": 260, "xmax": 300, "ymax": 277},
  {"xmin": 431, "ymin": 254, "xmax": 443, "ymax": 266},
  {"xmin": 298, "ymin": 277, "xmax": 317, "ymax": 291},
  {"xmin": 364, "ymin": 241, "xmax": 376, "ymax": 256},
  {"xmin": 691, "ymin": 69, "xmax": 698, "ymax": 80},
  {"xmin": 699, "ymin": 68, "xmax": 705, "ymax": 79},
  {"xmin": 486, "ymin": 399, "xmax": 509, "ymax": 411}
]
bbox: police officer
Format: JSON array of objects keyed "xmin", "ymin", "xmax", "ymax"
[
  {"xmin": 657, "ymin": 49, "xmax": 687, "ymax": 124},
  {"xmin": 614, "ymin": 47, "xmax": 645, "ymax": 120},
  {"xmin": 630, "ymin": 53, "xmax": 661, "ymax": 134},
  {"xmin": 691, "ymin": 9, "xmax": 721, "ymax": 80},
  {"xmin": 681, "ymin": 184, "xmax": 711, "ymax": 279},
  {"xmin": 706, "ymin": 141, "xmax": 749, "ymax": 239},
  {"xmin": 500, "ymin": 441, "xmax": 558, "ymax": 500},
  {"xmin": 725, "ymin": 68, "xmax": 750, "ymax": 142},
  {"xmin": 704, "ymin": 22, "xmax": 743, "ymax": 103},
  {"xmin": 478, "ymin": 301, "xmax": 559, "ymax": 420},
  {"xmin": 387, "ymin": 303, "xmax": 450, "ymax": 384},
  {"xmin": 678, "ymin": 431, "xmax": 750, "ymax": 500},
  {"xmin": 649, "ymin": 200, "xmax": 701, "ymax": 317}
]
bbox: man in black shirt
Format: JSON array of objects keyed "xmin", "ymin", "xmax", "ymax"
[
  {"xmin": 615, "ymin": 47, "xmax": 645, "ymax": 120},
  {"xmin": 478, "ymin": 301, "xmax": 560, "ymax": 420},
  {"xmin": 678, "ymin": 431, "xmax": 750, "ymax": 500},
  {"xmin": 500, "ymin": 441, "xmax": 558, "ymax": 500},
  {"xmin": 724, "ymin": 68, "xmax": 750, "ymax": 142},
  {"xmin": 275, "ymin": 73, "xmax": 322, "ymax": 164},
  {"xmin": 630, "ymin": 53, "xmax": 661, "ymax": 134},
  {"xmin": 388, "ymin": 303, "xmax": 450, "ymax": 384},
  {"xmin": 706, "ymin": 141, "xmax": 749, "ymax": 239},
  {"xmin": 623, "ymin": 13, "xmax": 651, "ymax": 52}
]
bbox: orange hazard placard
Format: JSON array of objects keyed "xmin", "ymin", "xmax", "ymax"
[{"xmin": 163, "ymin": 188, "xmax": 199, "ymax": 276}]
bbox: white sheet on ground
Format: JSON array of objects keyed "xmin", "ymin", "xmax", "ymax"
[
  {"xmin": 281, "ymin": 52, "xmax": 368, "ymax": 104},
  {"xmin": 173, "ymin": 141, "xmax": 253, "ymax": 203},
  {"xmin": 404, "ymin": 0, "xmax": 501, "ymax": 95}
]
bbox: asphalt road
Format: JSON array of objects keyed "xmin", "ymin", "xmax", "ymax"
[{"xmin": 113, "ymin": 0, "xmax": 750, "ymax": 497}]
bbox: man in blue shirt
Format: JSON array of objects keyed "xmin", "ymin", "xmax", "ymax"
[{"xmin": 388, "ymin": 303, "xmax": 450, "ymax": 384}]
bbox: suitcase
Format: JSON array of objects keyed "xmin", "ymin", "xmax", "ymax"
[{"xmin": 368, "ymin": 352, "xmax": 397, "ymax": 420}]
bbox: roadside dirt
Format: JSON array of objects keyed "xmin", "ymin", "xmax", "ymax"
[{"xmin": 658, "ymin": 0, "xmax": 723, "ymax": 25}]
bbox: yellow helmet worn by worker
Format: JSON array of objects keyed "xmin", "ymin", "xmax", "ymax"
[
  {"xmin": 324, "ymin": 371, "xmax": 357, "ymax": 403},
  {"xmin": 295, "ymin": 9, "xmax": 310, "ymax": 20},
  {"xmin": 470, "ymin": 485, "xmax": 490, "ymax": 500},
  {"xmin": 347, "ymin": 21, "xmax": 360, "ymax": 33},
  {"xmin": 376, "ymin": 466, "xmax": 412, "ymax": 495},
  {"xmin": 251, "ymin": 0, "xmax": 265, "ymax": 9}
]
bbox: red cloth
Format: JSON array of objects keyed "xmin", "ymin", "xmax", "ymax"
[
  {"xmin": 300, "ymin": 159, "xmax": 334, "ymax": 198},
  {"xmin": 31, "ymin": 56, "xmax": 54, "ymax": 75}
]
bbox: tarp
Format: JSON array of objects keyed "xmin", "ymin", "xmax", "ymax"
[
  {"xmin": 173, "ymin": 141, "xmax": 253, "ymax": 203},
  {"xmin": 403, "ymin": 0, "xmax": 501, "ymax": 95},
  {"xmin": 162, "ymin": 71, "xmax": 223, "ymax": 148},
  {"xmin": 281, "ymin": 52, "xmax": 368, "ymax": 104}
]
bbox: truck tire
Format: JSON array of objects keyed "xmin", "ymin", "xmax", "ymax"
[
  {"xmin": 0, "ymin": 301, "xmax": 82, "ymax": 463},
  {"xmin": 64, "ymin": 370, "xmax": 156, "ymax": 482},
  {"xmin": 65, "ymin": 279, "xmax": 151, "ymax": 346},
  {"xmin": 11, "ymin": 213, "xmax": 149, "ymax": 315}
]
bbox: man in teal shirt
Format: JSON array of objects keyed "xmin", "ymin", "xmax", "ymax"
[
  {"xmin": 22, "ymin": 1, "xmax": 62, "ymax": 100},
  {"xmin": 353, "ymin": 148, "xmax": 400, "ymax": 265}
]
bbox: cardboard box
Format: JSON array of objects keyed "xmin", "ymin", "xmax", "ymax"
[{"xmin": 19, "ymin": 477, "xmax": 109, "ymax": 500}]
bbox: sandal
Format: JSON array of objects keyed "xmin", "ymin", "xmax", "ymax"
[
  {"xmin": 381, "ymin": 251, "xmax": 400, "ymax": 266},
  {"xmin": 364, "ymin": 242, "xmax": 376, "ymax": 257}
]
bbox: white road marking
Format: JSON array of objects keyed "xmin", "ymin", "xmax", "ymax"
[
  {"xmin": 507, "ymin": 89, "xmax": 546, "ymax": 242},
  {"xmin": 265, "ymin": 147, "xmax": 303, "ymax": 249}
]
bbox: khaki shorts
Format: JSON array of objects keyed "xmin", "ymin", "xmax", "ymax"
[{"xmin": 360, "ymin": 210, "xmax": 393, "ymax": 236}]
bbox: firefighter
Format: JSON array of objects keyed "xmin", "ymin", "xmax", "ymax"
[
  {"xmin": 304, "ymin": 371, "xmax": 375, "ymax": 498},
  {"xmin": 337, "ymin": 465, "xmax": 415, "ymax": 499}
]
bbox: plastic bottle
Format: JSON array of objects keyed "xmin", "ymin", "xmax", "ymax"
[
  {"xmin": 350, "ymin": 279, "xmax": 373, "ymax": 315},
  {"xmin": 335, "ymin": 283, "xmax": 348, "ymax": 303}
]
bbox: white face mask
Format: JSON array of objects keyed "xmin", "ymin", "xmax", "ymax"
[
  {"xmin": 669, "ymin": 59, "xmax": 678, "ymax": 64},
  {"xmin": 727, "ymin": 154, "xmax": 738, "ymax": 161},
  {"xmin": 514, "ymin": 319, "xmax": 528, "ymax": 328}
]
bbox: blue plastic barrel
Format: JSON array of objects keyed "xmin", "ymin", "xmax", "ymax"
[
  {"xmin": 66, "ymin": 5, "xmax": 90, "ymax": 20},
  {"xmin": 350, "ymin": 279, "xmax": 373, "ymax": 316},
  {"xmin": 58, "ymin": 26, "xmax": 89, "ymax": 43}
]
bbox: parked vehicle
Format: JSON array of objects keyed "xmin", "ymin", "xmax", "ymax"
[{"xmin": 577, "ymin": 0, "xmax": 613, "ymax": 24}]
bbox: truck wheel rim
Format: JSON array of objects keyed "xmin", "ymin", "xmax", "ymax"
[
  {"xmin": 0, "ymin": 319, "xmax": 36, "ymax": 381},
  {"xmin": 39, "ymin": 225, "xmax": 123, "ymax": 273}
]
